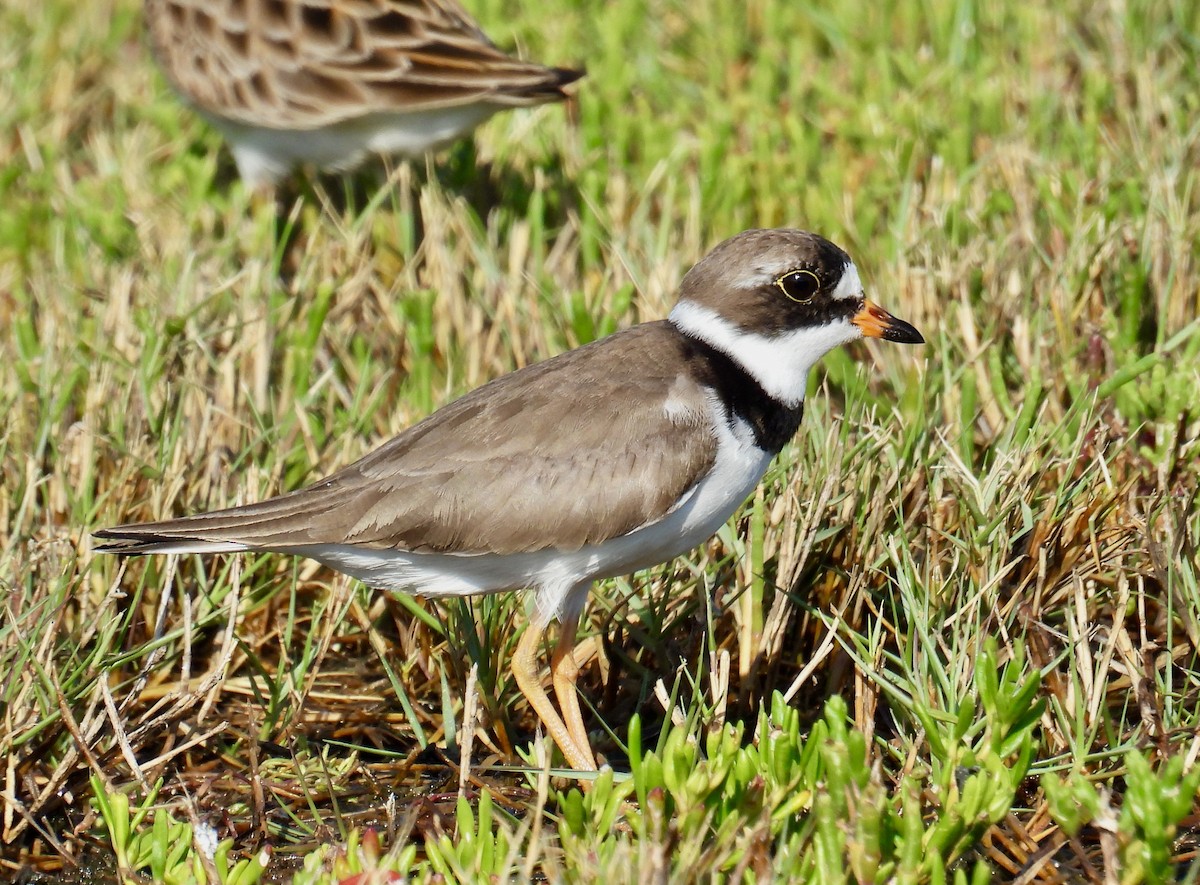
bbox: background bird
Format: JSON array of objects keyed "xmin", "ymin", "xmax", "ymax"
[{"xmin": 143, "ymin": 0, "xmax": 584, "ymax": 188}]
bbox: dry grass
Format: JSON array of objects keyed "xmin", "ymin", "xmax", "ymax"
[{"xmin": 2, "ymin": 0, "xmax": 1199, "ymax": 880}]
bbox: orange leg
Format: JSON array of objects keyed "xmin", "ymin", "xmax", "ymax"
[
  {"xmin": 551, "ymin": 611, "xmax": 596, "ymax": 770},
  {"xmin": 512, "ymin": 614, "xmax": 597, "ymax": 771}
]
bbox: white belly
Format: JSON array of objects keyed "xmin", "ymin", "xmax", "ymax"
[{"xmin": 214, "ymin": 104, "xmax": 498, "ymax": 187}]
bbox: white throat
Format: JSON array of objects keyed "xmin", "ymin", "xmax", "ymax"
[{"xmin": 668, "ymin": 300, "xmax": 862, "ymax": 407}]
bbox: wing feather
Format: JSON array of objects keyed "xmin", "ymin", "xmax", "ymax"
[
  {"xmin": 143, "ymin": 0, "xmax": 582, "ymax": 129},
  {"xmin": 96, "ymin": 323, "xmax": 719, "ymax": 556}
]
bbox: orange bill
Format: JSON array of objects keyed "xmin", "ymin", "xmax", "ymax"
[{"xmin": 852, "ymin": 300, "xmax": 924, "ymax": 344}]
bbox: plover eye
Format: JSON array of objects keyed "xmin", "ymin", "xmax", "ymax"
[{"xmin": 776, "ymin": 269, "xmax": 820, "ymax": 303}]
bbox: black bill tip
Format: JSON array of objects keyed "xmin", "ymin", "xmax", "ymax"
[{"xmin": 852, "ymin": 300, "xmax": 925, "ymax": 345}]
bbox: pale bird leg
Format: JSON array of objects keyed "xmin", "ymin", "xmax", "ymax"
[
  {"xmin": 512, "ymin": 614, "xmax": 597, "ymax": 771},
  {"xmin": 551, "ymin": 612, "xmax": 597, "ymax": 771}
]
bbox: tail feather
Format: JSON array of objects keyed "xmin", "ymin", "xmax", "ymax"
[
  {"xmin": 93, "ymin": 483, "xmax": 339, "ymax": 555},
  {"xmin": 492, "ymin": 64, "xmax": 584, "ymax": 102},
  {"xmin": 92, "ymin": 532, "xmax": 251, "ymax": 556}
]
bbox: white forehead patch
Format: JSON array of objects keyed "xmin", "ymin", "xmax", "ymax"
[{"xmin": 830, "ymin": 262, "xmax": 863, "ymax": 301}]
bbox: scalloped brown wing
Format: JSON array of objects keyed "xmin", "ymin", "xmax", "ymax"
[{"xmin": 144, "ymin": 0, "xmax": 581, "ymax": 129}]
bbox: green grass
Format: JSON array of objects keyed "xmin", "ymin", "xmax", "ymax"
[{"xmin": 2, "ymin": 0, "xmax": 1200, "ymax": 880}]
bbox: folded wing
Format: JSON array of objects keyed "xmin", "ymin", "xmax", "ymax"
[{"xmin": 96, "ymin": 323, "xmax": 717, "ymax": 556}]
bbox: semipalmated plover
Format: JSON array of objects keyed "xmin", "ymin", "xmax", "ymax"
[
  {"xmin": 96, "ymin": 228, "xmax": 924, "ymax": 770},
  {"xmin": 143, "ymin": 0, "xmax": 583, "ymax": 188}
]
